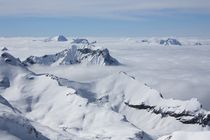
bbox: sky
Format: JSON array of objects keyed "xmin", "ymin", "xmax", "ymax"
[{"xmin": 0, "ymin": 0, "xmax": 210, "ymax": 37}]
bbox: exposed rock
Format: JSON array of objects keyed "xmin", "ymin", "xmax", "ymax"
[
  {"xmin": 1, "ymin": 52, "xmax": 24, "ymax": 67},
  {"xmin": 0, "ymin": 77, "xmax": 10, "ymax": 89},
  {"xmin": 195, "ymin": 42, "xmax": 202, "ymax": 46},
  {"xmin": 160, "ymin": 38, "xmax": 182, "ymax": 46},
  {"xmin": 141, "ymin": 39, "xmax": 149, "ymax": 43},
  {"xmin": 125, "ymin": 101, "xmax": 210, "ymax": 126},
  {"xmin": 45, "ymin": 35, "xmax": 68, "ymax": 42},
  {"xmin": 53, "ymin": 35, "xmax": 68, "ymax": 41},
  {"xmin": 1, "ymin": 47, "xmax": 8, "ymax": 51},
  {"xmin": 72, "ymin": 38, "xmax": 90, "ymax": 45}
]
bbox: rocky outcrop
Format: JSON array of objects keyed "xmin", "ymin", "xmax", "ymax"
[
  {"xmin": 0, "ymin": 77, "xmax": 10, "ymax": 89},
  {"xmin": 1, "ymin": 52, "xmax": 24, "ymax": 67},
  {"xmin": 44, "ymin": 35, "xmax": 68, "ymax": 42},
  {"xmin": 160, "ymin": 38, "xmax": 182, "ymax": 46},
  {"xmin": 1, "ymin": 47, "xmax": 8, "ymax": 51},
  {"xmin": 72, "ymin": 38, "xmax": 90, "ymax": 44},
  {"xmin": 125, "ymin": 100, "xmax": 210, "ymax": 126}
]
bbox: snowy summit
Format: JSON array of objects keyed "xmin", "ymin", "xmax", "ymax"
[
  {"xmin": 45, "ymin": 35, "xmax": 68, "ymax": 42},
  {"xmin": 160, "ymin": 38, "xmax": 182, "ymax": 46},
  {"xmin": 23, "ymin": 45, "xmax": 120, "ymax": 66}
]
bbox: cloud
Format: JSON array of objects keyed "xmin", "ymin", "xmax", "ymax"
[{"xmin": 0, "ymin": 0, "xmax": 210, "ymax": 19}]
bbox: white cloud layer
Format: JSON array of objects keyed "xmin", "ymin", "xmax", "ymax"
[{"xmin": 0, "ymin": 0, "xmax": 210, "ymax": 19}]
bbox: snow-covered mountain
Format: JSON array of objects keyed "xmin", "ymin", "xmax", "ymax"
[
  {"xmin": 23, "ymin": 45, "xmax": 120, "ymax": 66},
  {"xmin": 139, "ymin": 38, "xmax": 182, "ymax": 46},
  {"xmin": 1, "ymin": 47, "xmax": 8, "ymax": 51},
  {"xmin": 160, "ymin": 38, "xmax": 182, "ymax": 46},
  {"xmin": 0, "ymin": 54, "xmax": 79, "ymax": 140},
  {"xmin": 138, "ymin": 37, "xmax": 210, "ymax": 46},
  {"xmin": 1, "ymin": 52, "xmax": 210, "ymax": 139},
  {"xmin": 44, "ymin": 35, "xmax": 68, "ymax": 42},
  {"xmin": 72, "ymin": 38, "xmax": 90, "ymax": 44},
  {"xmin": 71, "ymin": 38, "xmax": 97, "ymax": 45},
  {"xmin": 1, "ymin": 37, "xmax": 210, "ymax": 139},
  {"xmin": 0, "ymin": 52, "xmax": 151, "ymax": 140},
  {"xmin": 0, "ymin": 95, "xmax": 49, "ymax": 140}
]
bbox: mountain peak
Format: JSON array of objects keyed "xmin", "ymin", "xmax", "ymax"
[
  {"xmin": 160, "ymin": 38, "xmax": 182, "ymax": 46},
  {"xmin": 1, "ymin": 52, "xmax": 24, "ymax": 67},
  {"xmin": 23, "ymin": 45, "xmax": 120, "ymax": 66},
  {"xmin": 52, "ymin": 35, "xmax": 68, "ymax": 41}
]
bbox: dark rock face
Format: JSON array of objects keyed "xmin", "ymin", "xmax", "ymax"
[
  {"xmin": 55, "ymin": 35, "xmax": 68, "ymax": 41},
  {"xmin": 141, "ymin": 40, "xmax": 149, "ymax": 43},
  {"xmin": 195, "ymin": 42, "xmax": 202, "ymax": 46},
  {"xmin": 1, "ymin": 53, "xmax": 23, "ymax": 66},
  {"xmin": 160, "ymin": 38, "xmax": 182, "ymax": 46},
  {"xmin": 0, "ymin": 77, "xmax": 10, "ymax": 89},
  {"xmin": 125, "ymin": 102, "xmax": 210, "ymax": 126},
  {"xmin": 1, "ymin": 47, "xmax": 8, "ymax": 51},
  {"xmin": 23, "ymin": 46, "xmax": 120, "ymax": 66},
  {"xmin": 102, "ymin": 49, "xmax": 117, "ymax": 65}
]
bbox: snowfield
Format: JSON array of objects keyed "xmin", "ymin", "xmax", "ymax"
[
  {"xmin": 157, "ymin": 131, "xmax": 210, "ymax": 140},
  {"xmin": 1, "ymin": 36, "xmax": 210, "ymax": 139}
]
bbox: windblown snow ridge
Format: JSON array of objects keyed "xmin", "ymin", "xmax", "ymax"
[
  {"xmin": 120, "ymin": 72, "xmax": 210, "ymax": 126},
  {"xmin": 23, "ymin": 45, "xmax": 120, "ymax": 66},
  {"xmin": 98, "ymin": 72, "xmax": 210, "ymax": 126},
  {"xmin": 42, "ymin": 71, "xmax": 210, "ymax": 127}
]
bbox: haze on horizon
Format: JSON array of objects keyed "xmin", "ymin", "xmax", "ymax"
[{"xmin": 0, "ymin": 0, "xmax": 210, "ymax": 37}]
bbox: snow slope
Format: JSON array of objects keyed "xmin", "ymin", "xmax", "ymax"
[
  {"xmin": 55, "ymin": 71, "xmax": 210, "ymax": 137},
  {"xmin": 0, "ymin": 94, "xmax": 49, "ymax": 140},
  {"xmin": 2, "ymin": 52, "xmax": 209, "ymax": 139},
  {"xmin": 0, "ymin": 53, "xmax": 151, "ymax": 140}
]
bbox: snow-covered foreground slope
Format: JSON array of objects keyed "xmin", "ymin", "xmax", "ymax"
[
  {"xmin": 1, "ymin": 52, "xmax": 210, "ymax": 139},
  {"xmin": 158, "ymin": 131, "xmax": 210, "ymax": 140},
  {"xmin": 0, "ymin": 53, "xmax": 88, "ymax": 140},
  {"xmin": 0, "ymin": 53, "xmax": 151, "ymax": 140}
]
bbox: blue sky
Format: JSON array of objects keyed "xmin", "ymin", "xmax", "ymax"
[{"xmin": 0, "ymin": 0, "xmax": 210, "ymax": 37}]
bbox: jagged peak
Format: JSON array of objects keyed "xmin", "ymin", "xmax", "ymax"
[
  {"xmin": 1, "ymin": 52, "xmax": 24, "ymax": 67},
  {"xmin": 160, "ymin": 38, "xmax": 182, "ymax": 46},
  {"xmin": 23, "ymin": 45, "xmax": 120, "ymax": 66},
  {"xmin": 95, "ymin": 71, "xmax": 210, "ymax": 126},
  {"xmin": 52, "ymin": 35, "xmax": 68, "ymax": 41}
]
